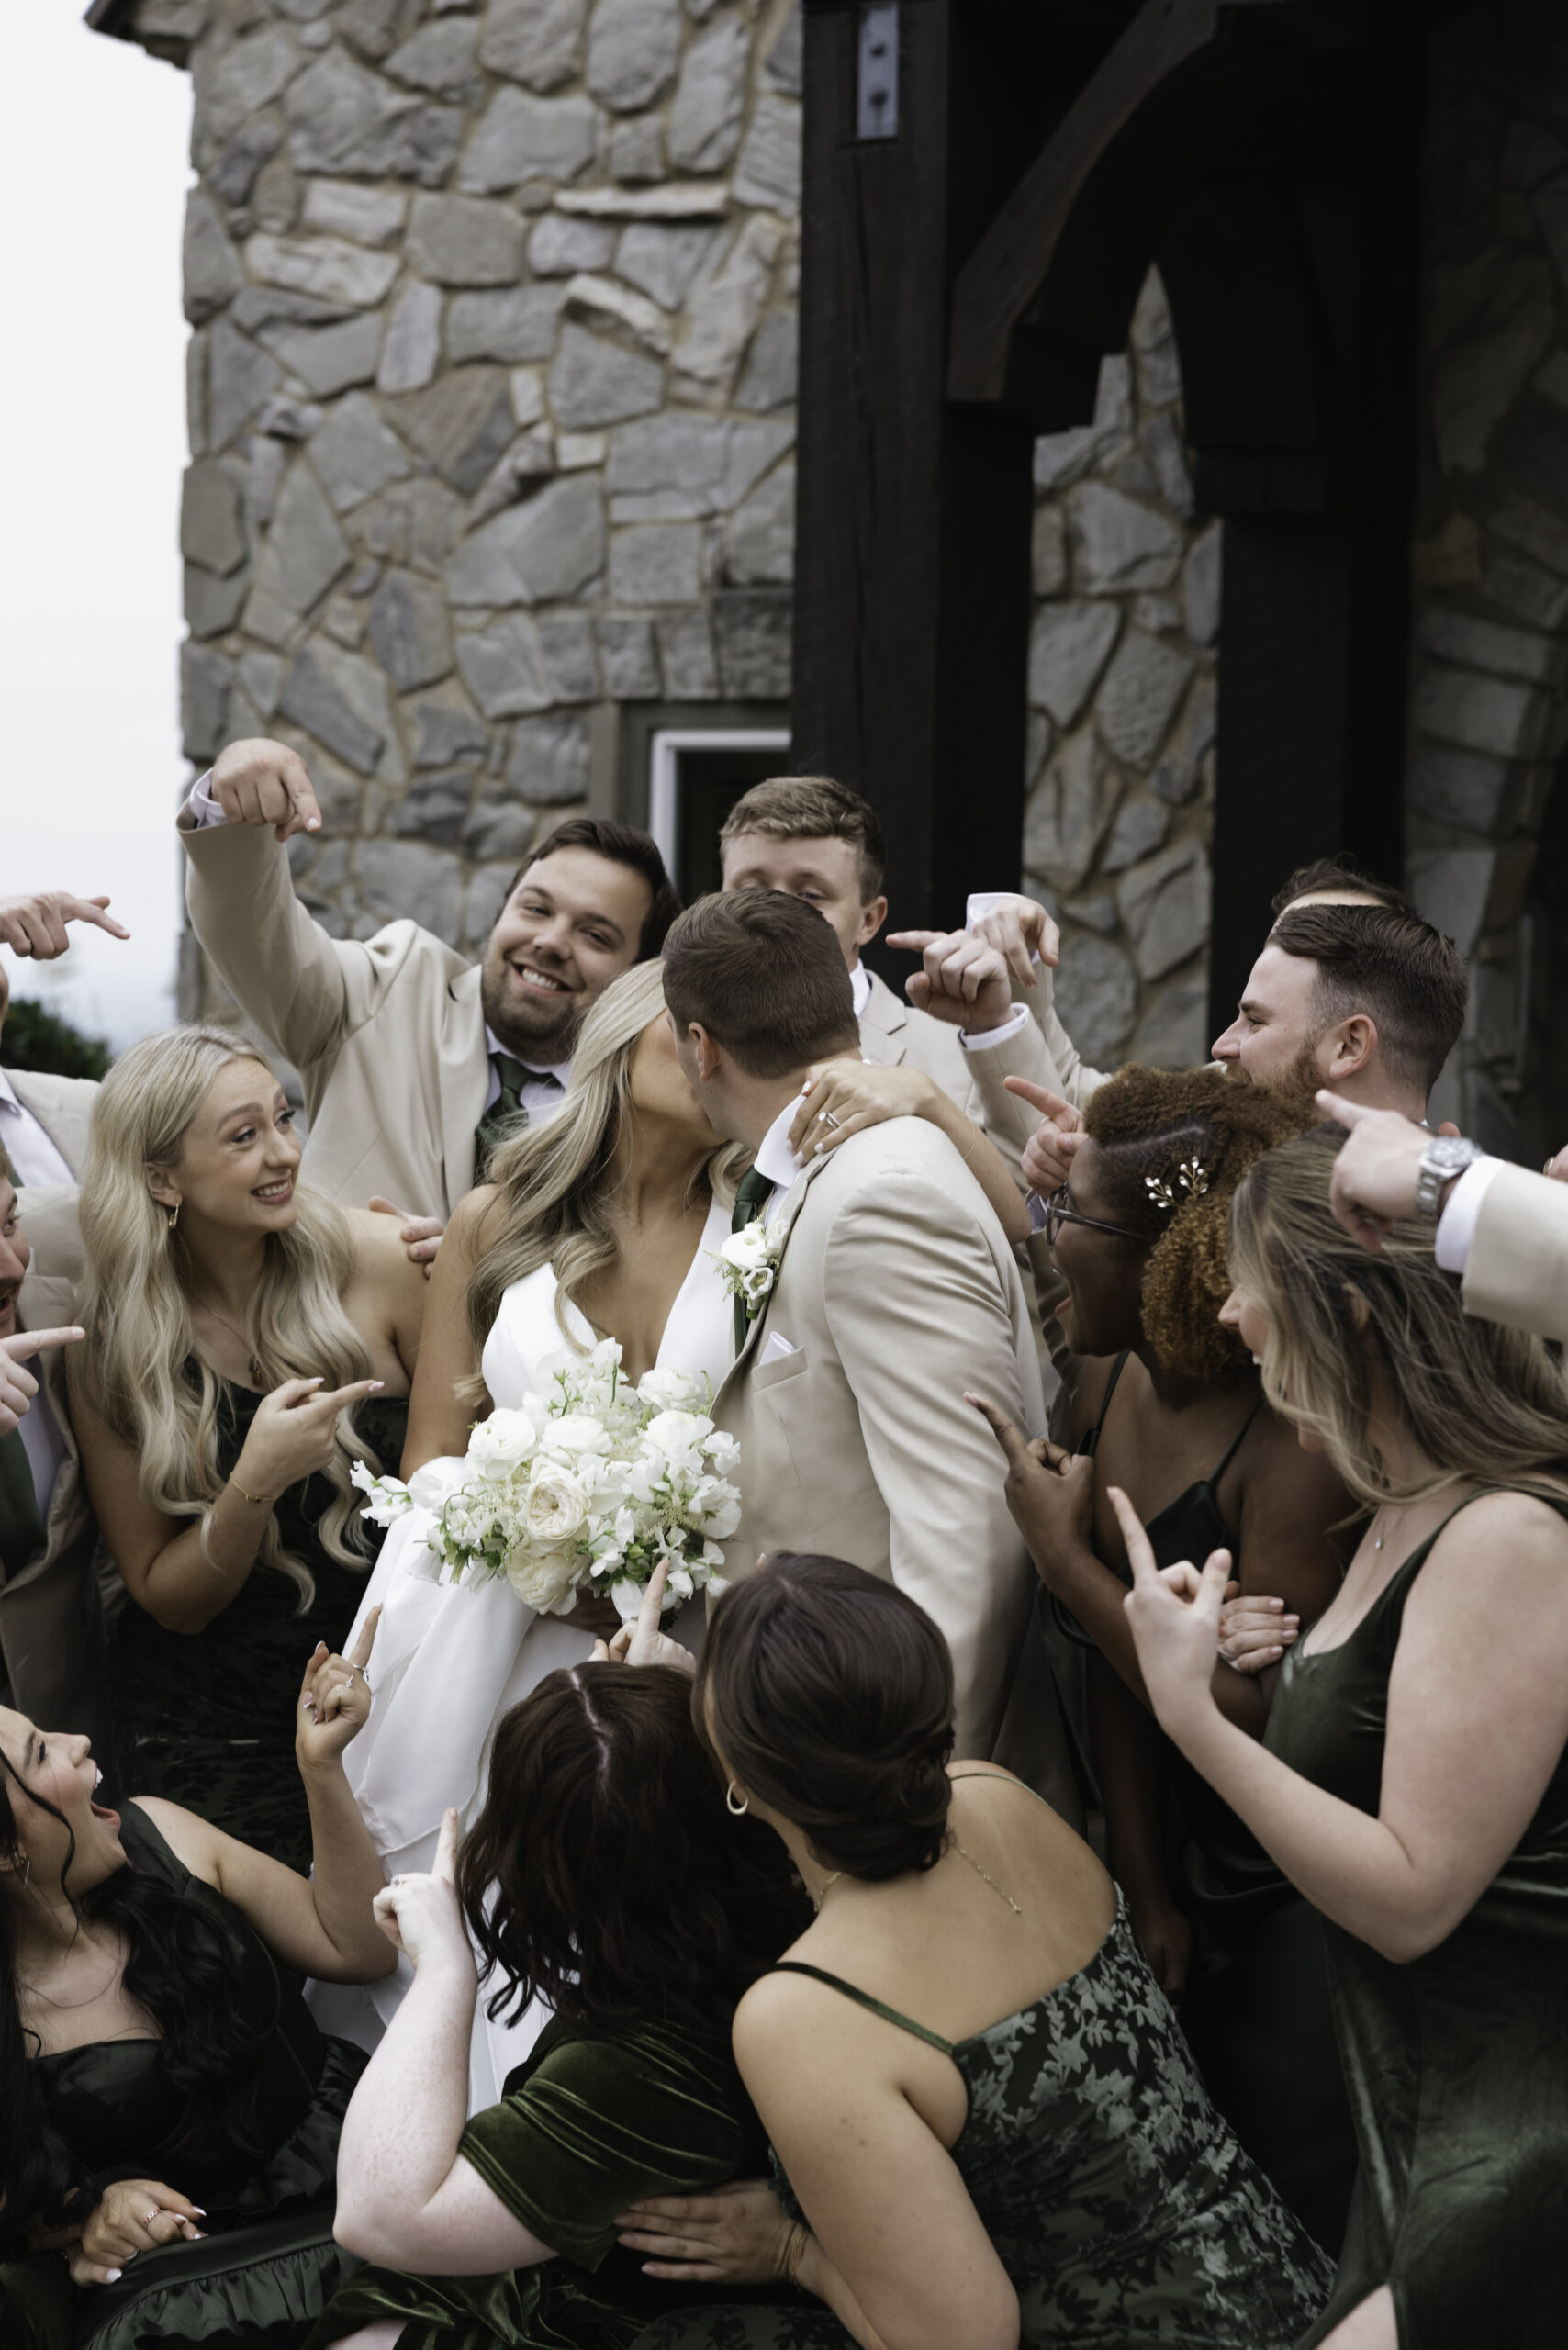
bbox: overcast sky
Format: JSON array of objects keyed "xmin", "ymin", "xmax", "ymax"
[{"xmin": 3, "ymin": 2, "xmax": 190, "ymax": 1050}]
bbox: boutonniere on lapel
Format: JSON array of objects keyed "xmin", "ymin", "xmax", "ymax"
[{"xmin": 715, "ymin": 1219, "xmax": 783, "ymax": 1326}]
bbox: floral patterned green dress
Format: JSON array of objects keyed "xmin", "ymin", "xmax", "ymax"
[{"xmin": 635, "ymin": 1879, "xmax": 1332, "ymax": 2350}]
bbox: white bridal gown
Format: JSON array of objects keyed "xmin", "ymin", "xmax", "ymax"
[{"xmin": 308, "ymin": 1192, "xmax": 735, "ymax": 2110}]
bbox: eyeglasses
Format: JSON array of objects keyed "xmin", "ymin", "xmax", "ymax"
[{"xmin": 1032, "ymin": 1186, "xmax": 1147, "ymax": 1247}]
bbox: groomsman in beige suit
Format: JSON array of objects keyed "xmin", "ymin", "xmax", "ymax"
[
  {"xmin": 177, "ymin": 737, "xmax": 679, "ymax": 1252},
  {"xmin": 0, "ymin": 887, "xmax": 131, "ymax": 1182},
  {"xmin": 0, "ymin": 1175, "xmax": 111, "ymax": 1759},
  {"xmin": 665, "ymin": 890, "xmax": 1044, "ymax": 1759}
]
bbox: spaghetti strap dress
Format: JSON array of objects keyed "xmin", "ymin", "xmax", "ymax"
[
  {"xmin": 633, "ymin": 1777, "xmax": 1332, "ymax": 2350},
  {"xmin": 110, "ymin": 1375, "xmax": 409, "ymax": 1871},
  {"xmin": 1266, "ymin": 1486, "xmax": 1568, "ymax": 2348},
  {"xmin": 0, "ymin": 1803, "xmax": 366, "ymax": 2350},
  {"xmin": 1058, "ymin": 1354, "xmax": 1356, "ymax": 2250}
]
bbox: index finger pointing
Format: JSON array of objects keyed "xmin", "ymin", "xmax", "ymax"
[
  {"xmin": 1002, "ymin": 1077, "xmax": 1079, "ymax": 1125},
  {"xmin": 1315, "ymin": 1089, "xmax": 1368, "ymax": 1130},
  {"xmin": 346, "ymin": 1604, "xmax": 381, "ymax": 1673},
  {"xmin": 635, "ymin": 1560, "xmax": 670, "ymax": 1643},
  {"xmin": 964, "ymin": 1392, "xmax": 1034, "ymax": 1470},
  {"xmin": 77, "ymin": 898, "xmax": 132, "ymax": 940},
  {"xmin": 1106, "ymin": 1487, "xmax": 1160, "ymax": 1587},
  {"xmin": 433, "ymin": 1806, "xmax": 460, "ymax": 1884},
  {"xmin": 4, "ymin": 1326, "xmax": 84, "ymax": 1361},
  {"xmin": 885, "ymin": 930, "xmax": 942, "ymax": 952}
]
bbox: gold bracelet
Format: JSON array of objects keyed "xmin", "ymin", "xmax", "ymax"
[
  {"xmin": 784, "ymin": 2221, "xmax": 810, "ymax": 2292},
  {"xmin": 228, "ymin": 1475, "xmax": 268, "ymax": 1506}
]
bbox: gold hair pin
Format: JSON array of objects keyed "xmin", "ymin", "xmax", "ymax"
[{"xmin": 1144, "ymin": 1157, "xmax": 1210, "ymax": 1213}]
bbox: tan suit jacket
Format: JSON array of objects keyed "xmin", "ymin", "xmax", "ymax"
[
  {"xmin": 858, "ymin": 968, "xmax": 1074, "ymax": 1180},
  {"xmin": 0, "ymin": 1187, "xmax": 112, "ymax": 1755},
  {"xmin": 711, "ymin": 1116, "xmax": 1045, "ymax": 1758},
  {"xmin": 4, "ymin": 1070, "xmax": 99, "ymax": 1180},
  {"xmin": 1462, "ymin": 1163, "xmax": 1568, "ymax": 1343},
  {"xmin": 181, "ymin": 817, "xmax": 488, "ymax": 1218}
]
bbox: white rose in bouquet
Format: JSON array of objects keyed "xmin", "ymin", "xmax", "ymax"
[
  {"xmin": 526, "ymin": 1462, "xmax": 590, "ymax": 1551},
  {"xmin": 468, "ymin": 1407, "xmax": 538, "ymax": 1479},
  {"xmin": 548, "ymin": 1412, "xmax": 615, "ymax": 1458},
  {"xmin": 508, "ymin": 1544, "xmax": 582, "ymax": 1615},
  {"xmin": 637, "ymin": 1365, "xmax": 711, "ymax": 1415}
]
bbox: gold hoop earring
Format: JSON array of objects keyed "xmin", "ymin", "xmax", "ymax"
[
  {"xmin": 165, "ymin": 1202, "xmax": 180, "ymax": 1235},
  {"xmin": 725, "ymin": 1781, "xmax": 748, "ymax": 1817}
]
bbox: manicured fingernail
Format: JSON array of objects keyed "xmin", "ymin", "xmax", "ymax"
[
  {"xmin": 105, "ymin": 2269, "xmax": 122, "ymax": 2283},
  {"xmin": 191, "ymin": 2209, "xmax": 206, "ymax": 2217},
  {"xmin": 368, "ymin": 1381, "xmax": 385, "ymax": 1391}
]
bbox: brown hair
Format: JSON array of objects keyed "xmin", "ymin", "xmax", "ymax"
[
  {"xmin": 697, "ymin": 1554, "xmax": 956, "ymax": 1881},
  {"xmin": 1268, "ymin": 901, "xmax": 1468, "ymax": 1099},
  {"xmin": 508, "ymin": 816, "xmax": 682, "ymax": 960},
  {"xmin": 719, "ymin": 775, "xmax": 886, "ymax": 901},
  {"xmin": 458, "ymin": 1664, "xmax": 806, "ymax": 2037},
  {"xmin": 1271, "ymin": 855, "xmax": 1407, "ymax": 916},
  {"xmin": 662, "ymin": 890, "xmax": 859, "ymax": 1080},
  {"xmin": 1081, "ymin": 1066, "xmax": 1318, "ymax": 1383}
]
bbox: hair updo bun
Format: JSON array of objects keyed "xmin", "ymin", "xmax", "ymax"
[{"xmin": 695, "ymin": 1554, "xmax": 956, "ymax": 1880}]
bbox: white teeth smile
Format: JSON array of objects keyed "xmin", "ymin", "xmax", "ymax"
[
  {"xmin": 514, "ymin": 964, "xmax": 567, "ymax": 991},
  {"xmin": 253, "ymin": 1182, "xmax": 292, "ymax": 1201}
]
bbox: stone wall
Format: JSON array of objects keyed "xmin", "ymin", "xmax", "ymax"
[
  {"xmin": 1406, "ymin": 4, "xmax": 1568, "ymax": 1146},
  {"xmin": 1024, "ymin": 271, "xmax": 1218, "ymax": 1073},
  {"xmin": 106, "ymin": 0, "xmax": 801, "ymax": 1012}
]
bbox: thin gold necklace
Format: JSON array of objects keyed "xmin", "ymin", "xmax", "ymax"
[
  {"xmin": 810, "ymin": 1841, "xmax": 1024, "ymax": 1919},
  {"xmin": 193, "ymin": 1295, "xmax": 263, "ymax": 1386}
]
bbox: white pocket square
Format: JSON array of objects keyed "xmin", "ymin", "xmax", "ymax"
[{"xmin": 758, "ymin": 1331, "xmax": 800, "ymax": 1365}]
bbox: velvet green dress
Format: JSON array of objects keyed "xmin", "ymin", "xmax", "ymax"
[
  {"xmin": 0, "ymin": 1805, "xmax": 366, "ymax": 2350},
  {"xmin": 308, "ymin": 2011, "xmax": 794, "ymax": 2350},
  {"xmin": 633, "ymin": 1880, "xmax": 1333, "ymax": 2350},
  {"xmin": 1265, "ymin": 1488, "xmax": 1568, "ymax": 2347},
  {"xmin": 111, "ymin": 1380, "xmax": 409, "ymax": 1872}
]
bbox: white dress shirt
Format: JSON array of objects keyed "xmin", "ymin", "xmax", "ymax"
[
  {"xmin": 1435, "ymin": 1156, "xmax": 1503, "ymax": 1276},
  {"xmin": 752, "ymin": 1096, "xmax": 808, "ymax": 1225},
  {"xmin": 0, "ymin": 1072, "xmax": 74, "ymax": 1189}
]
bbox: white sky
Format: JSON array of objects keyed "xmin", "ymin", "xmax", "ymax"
[{"xmin": 2, "ymin": 2, "xmax": 190, "ymax": 1051}]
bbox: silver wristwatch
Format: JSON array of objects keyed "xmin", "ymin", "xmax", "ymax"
[{"xmin": 1414, "ymin": 1133, "xmax": 1482, "ymax": 1220}]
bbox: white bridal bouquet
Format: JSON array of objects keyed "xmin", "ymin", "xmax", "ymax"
[{"xmin": 352, "ymin": 1340, "xmax": 741, "ymax": 1619}]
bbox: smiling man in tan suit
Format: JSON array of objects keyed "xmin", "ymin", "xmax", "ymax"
[
  {"xmin": 0, "ymin": 1176, "xmax": 111, "ymax": 1760},
  {"xmin": 665, "ymin": 890, "xmax": 1044, "ymax": 1759},
  {"xmin": 176, "ymin": 737, "xmax": 681, "ymax": 1248}
]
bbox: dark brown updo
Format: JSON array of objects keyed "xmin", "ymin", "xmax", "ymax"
[{"xmin": 695, "ymin": 1554, "xmax": 955, "ymax": 1880}]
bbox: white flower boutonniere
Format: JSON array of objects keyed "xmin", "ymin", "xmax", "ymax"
[{"xmin": 716, "ymin": 1218, "xmax": 783, "ymax": 1322}]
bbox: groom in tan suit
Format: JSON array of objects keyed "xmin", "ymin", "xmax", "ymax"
[{"xmin": 665, "ymin": 890, "xmax": 1044, "ymax": 1758}]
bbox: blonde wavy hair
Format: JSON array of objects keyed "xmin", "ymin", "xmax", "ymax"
[
  {"xmin": 77, "ymin": 1026, "xmax": 385, "ymax": 1606},
  {"xmin": 465, "ymin": 962, "xmax": 748, "ymax": 1393},
  {"xmin": 1229, "ymin": 1124, "xmax": 1568, "ymax": 1508}
]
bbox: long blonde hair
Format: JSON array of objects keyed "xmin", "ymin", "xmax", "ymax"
[
  {"xmin": 465, "ymin": 962, "xmax": 747, "ymax": 1389},
  {"xmin": 1228, "ymin": 1125, "xmax": 1568, "ymax": 1508},
  {"xmin": 78, "ymin": 1026, "xmax": 384, "ymax": 1606}
]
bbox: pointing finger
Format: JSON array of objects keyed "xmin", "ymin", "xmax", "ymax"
[
  {"xmin": 1315, "ymin": 1089, "xmax": 1368, "ymax": 1130},
  {"xmin": 885, "ymin": 930, "xmax": 943, "ymax": 952},
  {"xmin": 964, "ymin": 1392, "xmax": 1035, "ymax": 1471},
  {"xmin": 1106, "ymin": 1487, "xmax": 1160, "ymax": 1588},
  {"xmin": 346, "ymin": 1604, "xmax": 381, "ymax": 1673},
  {"xmin": 433, "ymin": 1805, "xmax": 460, "ymax": 1884},
  {"xmin": 1002, "ymin": 1077, "xmax": 1081, "ymax": 1126},
  {"xmin": 634, "ymin": 1560, "xmax": 670, "ymax": 1647},
  {"xmin": 367, "ymin": 1195, "xmax": 417, "ymax": 1223},
  {"xmin": 317, "ymin": 1379, "xmax": 387, "ymax": 1412},
  {"xmin": 4, "ymin": 1326, "xmax": 84, "ymax": 1361},
  {"xmin": 77, "ymin": 897, "xmax": 132, "ymax": 941}
]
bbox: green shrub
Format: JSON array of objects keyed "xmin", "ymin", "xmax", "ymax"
[{"xmin": 2, "ymin": 996, "xmax": 111, "ymax": 1081}]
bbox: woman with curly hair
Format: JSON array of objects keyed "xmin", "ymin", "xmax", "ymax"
[{"xmin": 969, "ymin": 1066, "xmax": 1356, "ymax": 2251}]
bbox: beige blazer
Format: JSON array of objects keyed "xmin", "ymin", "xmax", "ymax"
[
  {"xmin": 0, "ymin": 1187, "xmax": 112, "ymax": 1756},
  {"xmin": 711, "ymin": 1116, "xmax": 1045, "ymax": 1758},
  {"xmin": 858, "ymin": 968, "xmax": 1076, "ymax": 1180},
  {"xmin": 1462, "ymin": 1162, "xmax": 1568, "ymax": 1343},
  {"xmin": 4, "ymin": 1069, "xmax": 99, "ymax": 1180},
  {"xmin": 181, "ymin": 817, "xmax": 488, "ymax": 1218}
]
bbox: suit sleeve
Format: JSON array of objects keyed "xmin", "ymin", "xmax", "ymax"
[
  {"xmin": 1025, "ymin": 969, "xmax": 1111, "ymax": 1112},
  {"xmin": 822, "ymin": 1171, "xmax": 1036, "ymax": 1756},
  {"xmin": 180, "ymin": 815, "xmax": 403, "ymax": 1077},
  {"xmin": 1461, "ymin": 1161, "xmax": 1568, "ymax": 1343}
]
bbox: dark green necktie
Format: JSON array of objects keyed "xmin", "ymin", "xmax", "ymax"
[
  {"xmin": 474, "ymin": 1055, "xmax": 560, "ymax": 1182},
  {"xmin": 0, "ymin": 1428, "xmax": 46, "ymax": 1580},
  {"xmin": 730, "ymin": 1167, "xmax": 776, "ymax": 1352}
]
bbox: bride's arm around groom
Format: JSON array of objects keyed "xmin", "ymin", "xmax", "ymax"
[{"xmin": 665, "ymin": 893, "xmax": 1044, "ymax": 1760}]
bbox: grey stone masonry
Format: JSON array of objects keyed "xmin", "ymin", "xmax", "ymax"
[
  {"xmin": 1405, "ymin": 10, "xmax": 1568, "ymax": 1147},
  {"xmin": 1024, "ymin": 270, "xmax": 1217, "ymax": 1070},
  {"xmin": 110, "ymin": 0, "xmax": 801, "ymax": 986}
]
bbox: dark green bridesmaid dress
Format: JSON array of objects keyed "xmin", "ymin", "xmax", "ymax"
[
  {"xmin": 308, "ymin": 2010, "xmax": 796, "ymax": 2350},
  {"xmin": 634, "ymin": 1862, "xmax": 1333, "ymax": 2348},
  {"xmin": 1266, "ymin": 1487, "xmax": 1568, "ymax": 2348},
  {"xmin": 0, "ymin": 1805, "xmax": 366, "ymax": 2350},
  {"xmin": 111, "ymin": 1378, "xmax": 409, "ymax": 1872}
]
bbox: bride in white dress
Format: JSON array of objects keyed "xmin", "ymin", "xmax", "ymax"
[{"xmin": 309, "ymin": 963, "xmax": 745, "ymax": 2106}]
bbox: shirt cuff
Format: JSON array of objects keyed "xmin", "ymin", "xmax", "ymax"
[
  {"xmin": 958, "ymin": 1003, "xmax": 1031, "ymax": 1053},
  {"xmin": 966, "ymin": 890, "xmax": 1043, "ymax": 965},
  {"xmin": 1434, "ymin": 1155, "xmax": 1502, "ymax": 1275},
  {"xmin": 187, "ymin": 770, "xmax": 227, "ymax": 827}
]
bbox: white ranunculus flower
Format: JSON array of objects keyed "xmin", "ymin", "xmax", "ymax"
[
  {"xmin": 548, "ymin": 1413, "xmax": 614, "ymax": 1457},
  {"xmin": 507, "ymin": 1545, "xmax": 581, "ymax": 1614},
  {"xmin": 722, "ymin": 1221, "xmax": 771, "ymax": 1272},
  {"xmin": 525, "ymin": 1464, "xmax": 589, "ymax": 1547},
  {"xmin": 468, "ymin": 1407, "xmax": 539, "ymax": 1478},
  {"xmin": 637, "ymin": 1365, "xmax": 709, "ymax": 1415},
  {"xmin": 644, "ymin": 1408, "xmax": 714, "ymax": 1455}
]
